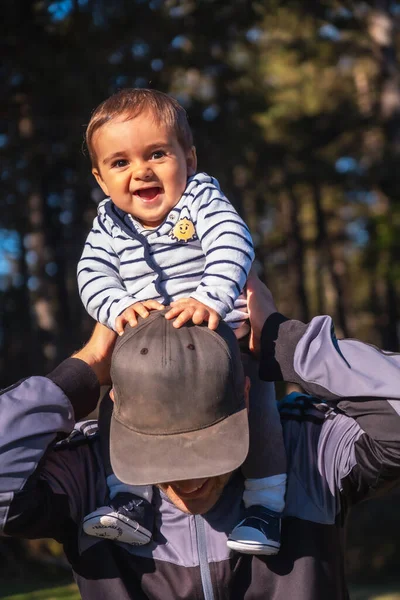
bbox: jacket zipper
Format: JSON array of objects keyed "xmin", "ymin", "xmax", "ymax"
[{"xmin": 194, "ymin": 515, "xmax": 215, "ymax": 600}]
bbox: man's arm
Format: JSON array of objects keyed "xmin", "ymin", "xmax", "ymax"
[
  {"xmin": 247, "ymin": 271, "xmax": 400, "ymax": 502},
  {"xmin": 247, "ymin": 270, "xmax": 400, "ymax": 401},
  {"xmin": 261, "ymin": 308, "xmax": 400, "ymax": 404},
  {"xmin": 0, "ymin": 324, "xmax": 116, "ymax": 540},
  {"xmin": 266, "ymin": 314, "xmax": 400, "ymax": 500}
]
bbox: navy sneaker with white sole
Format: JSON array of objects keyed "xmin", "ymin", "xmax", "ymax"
[
  {"xmin": 227, "ymin": 505, "xmax": 281, "ymax": 555},
  {"xmin": 83, "ymin": 492, "xmax": 154, "ymax": 546}
]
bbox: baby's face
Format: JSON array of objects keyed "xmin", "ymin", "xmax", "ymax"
[{"xmin": 92, "ymin": 110, "xmax": 197, "ymax": 228}]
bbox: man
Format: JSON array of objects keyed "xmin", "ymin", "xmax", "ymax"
[{"xmin": 1, "ymin": 274, "xmax": 400, "ymax": 599}]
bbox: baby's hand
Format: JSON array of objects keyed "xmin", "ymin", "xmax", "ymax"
[
  {"xmin": 115, "ymin": 300, "xmax": 164, "ymax": 335},
  {"xmin": 165, "ymin": 298, "xmax": 221, "ymax": 330}
]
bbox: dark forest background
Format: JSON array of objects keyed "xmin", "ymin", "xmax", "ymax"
[{"xmin": 2, "ymin": 0, "xmax": 400, "ymax": 596}]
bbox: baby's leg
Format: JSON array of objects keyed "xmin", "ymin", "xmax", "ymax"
[
  {"xmin": 227, "ymin": 351, "xmax": 287, "ymax": 555},
  {"xmin": 241, "ymin": 353, "xmax": 287, "ymax": 503},
  {"xmin": 82, "ymin": 394, "xmax": 154, "ymax": 545}
]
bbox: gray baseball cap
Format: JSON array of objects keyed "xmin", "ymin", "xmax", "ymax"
[{"xmin": 109, "ymin": 310, "xmax": 249, "ymax": 485}]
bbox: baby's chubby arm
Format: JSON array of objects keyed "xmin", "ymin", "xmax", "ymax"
[
  {"xmin": 190, "ymin": 175, "xmax": 254, "ymax": 317},
  {"xmin": 165, "ymin": 175, "xmax": 254, "ymax": 329},
  {"xmin": 78, "ymin": 218, "xmax": 148, "ymax": 331}
]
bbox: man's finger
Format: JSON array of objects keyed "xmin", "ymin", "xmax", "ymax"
[
  {"xmin": 72, "ymin": 322, "xmax": 117, "ymax": 386},
  {"xmin": 246, "ymin": 268, "xmax": 278, "ymax": 357},
  {"xmin": 90, "ymin": 321, "xmax": 118, "ymax": 350},
  {"xmin": 246, "ymin": 265, "xmax": 259, "ymax": 290}
]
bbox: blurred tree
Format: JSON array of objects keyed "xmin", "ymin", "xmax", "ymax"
[
  {"xmin": 2, "ymin": 0, "xmax": 400, "ymax": 380},
  {"xmin": 0, "ymin": 0, "xmax": 266, "ymax": 384},
  {"xmin": 240, "ymin": 1, "xmax": 400, "ymax": 347}
]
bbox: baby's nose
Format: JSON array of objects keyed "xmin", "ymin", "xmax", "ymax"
[{"xmin": 133, "ymin": 165, "xmax": 153, "ymax": 181}]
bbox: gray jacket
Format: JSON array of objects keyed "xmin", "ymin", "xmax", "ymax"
[{"xmin": 1, "ymin": 313, "xmax": 400, "ymax": 599}]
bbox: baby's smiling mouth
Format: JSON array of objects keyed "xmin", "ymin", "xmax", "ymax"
[{"xmin": 135, "ymin": 187, "xmax": 162, "ymax": 201}]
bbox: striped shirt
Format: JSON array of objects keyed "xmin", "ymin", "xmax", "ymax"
[{"xmin": 78, "ymin": 172, "xmax": 255, "ymax": 331}]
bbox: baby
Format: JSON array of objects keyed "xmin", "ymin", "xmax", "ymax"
[{"xmin": 78, "ymin": 88, "xmax": 287, "ymax": 555}]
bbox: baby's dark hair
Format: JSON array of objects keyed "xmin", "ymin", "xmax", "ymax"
[{"xmin": 86, "ymin": 88, "xmax": 194, "ymax": 167}]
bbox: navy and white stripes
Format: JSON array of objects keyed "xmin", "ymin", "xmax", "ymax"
[{"xmin": 78, "ymin": 172, "xmax": 254, "ymax": 331}]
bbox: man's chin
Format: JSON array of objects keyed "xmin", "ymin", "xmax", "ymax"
[
  {"xmin": 174, "ymin": 500, "xmax": 213, "ymax": 515},
  {"xmin": 158, "ymin": 472, "xmax": 233, "ymax": 515}
]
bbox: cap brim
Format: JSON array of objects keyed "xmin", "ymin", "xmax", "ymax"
[{"xmin": 109, "ymin": 408, "xmax": 249, "ymax": 485}]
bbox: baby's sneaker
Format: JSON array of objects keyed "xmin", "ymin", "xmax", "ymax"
[
  {"xmin": 227, "ymin": 505, "xmax": 281, "ymax": 555},
  {"xmin": 83, "ymin": 492, "xmax": 153, "ymax": 545}
]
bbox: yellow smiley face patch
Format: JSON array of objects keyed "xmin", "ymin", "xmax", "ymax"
[{"xmin": 169, "ymin": 218, "xmax": 197, "ymax": 243}]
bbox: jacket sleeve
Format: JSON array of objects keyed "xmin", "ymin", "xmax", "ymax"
[
  {"xmin": 0, "ymin": 359, "xmax": 100, "ymax": 541},
  {"xmin": 189, "ymin": 174, "xmax": 255, "ymax": 319},
  {"xmin": 78, "ymin": 211, "xmax": 139, "ymax": 330},
  {"xmin": 261, "ymin": 313, "xmax": 400, "ymax": 502}
]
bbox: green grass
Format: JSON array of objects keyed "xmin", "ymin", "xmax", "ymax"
[
  {"xmin": 0, "ymin": 583, "xmax": 79, "ymax": 600},
  {"xmin": 2, "ymin": 580, "xmax": 400, "ymax": 599},
  {"xmin": 349, "ymin": 584, "xmax": 400, "ymax": 600}
]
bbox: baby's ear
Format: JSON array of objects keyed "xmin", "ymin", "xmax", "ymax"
[
  {"xmin": 92, "ymin": 168, "xmax": 110, "ymax": 196},
  {"xmin": 109, "ymin": 388, "xmax": 115, "ymax": 402},
  {"xmin": 186, "ymin": 146, "xmax": 197, "ymax": 176}
]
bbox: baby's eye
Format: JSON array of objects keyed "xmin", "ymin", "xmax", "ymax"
[
  {"xmin": 151, "ymin": 150, "xmax": 166, "ymax": 160},
  {"xmin": 111, "ymin": 159, "xmax": 128, "ymax": 168}
]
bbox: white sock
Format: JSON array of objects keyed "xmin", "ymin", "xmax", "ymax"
[
  {"xmin": 243, "ymin": 474, "xmax": 287, "ymax": 513},
  {"xmin": 107, "ymin": 474, "xmax": 153, "ymax": 503}
]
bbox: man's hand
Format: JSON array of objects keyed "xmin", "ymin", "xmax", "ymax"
[
  {"xmin": 72, "ymin": 323, "xmax": 117, "ymax": 386},
  {"xmin": 165, "ymin": 297, "xmax": 221, "ymax": 329},
  {"xmin": 115, "ymin": 300, "xmax": 164, "ymax": 335},
  {"xmin": 247, "ymin": 268, "xmax": 278, "ymax": 356}
]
